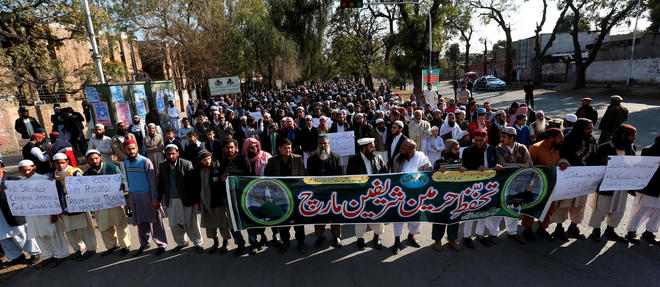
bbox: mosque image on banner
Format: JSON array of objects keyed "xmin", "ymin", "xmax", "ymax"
[
  {"xmin": 502, "ymin": 168, "xmax": 546, "ymax": 214},
  {"xmin": 242, "ymin": 179, "xmax": 293, "ymax": 226}
]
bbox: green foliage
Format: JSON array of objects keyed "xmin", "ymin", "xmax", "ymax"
[
  {"xmin": 648, "ymin": 0, "xmax": 660, "ymax": 32},
  {"xmin": 445, "ymin": 43, "xmax": 461, "ymax": 79}
]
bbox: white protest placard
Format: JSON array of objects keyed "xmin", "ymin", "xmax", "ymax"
[
  {"xmin": 312, "ymin": 118, "xmax": 320, "ymax": 128},
  {"xmin": 64, "ymin": 174, "xmax": 124, "ymax": 212},
  {"xmin": 551, "ymin": 166, "xmax": 607, "ymax": 201},
  {"xmin": 250, "ymin": 111, "xmax": 262, "ymax": 122},
  {"xmin": 208, "ymin": 76, "xmax": 241, "ymax": 96},
  {"xmin": 599, "ymin": 156, "xmax": 660, "ymax": 191},
  {"xmin": 327, "ymin": 131, "xmax": 355, "ymax": 156},
  {"xmin": 4, "ymin": 180, "xmax": 61, "ymax": 216}
]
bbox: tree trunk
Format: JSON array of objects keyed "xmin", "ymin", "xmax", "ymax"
[
  {"xmin": 504, "ymin": 30, "xmax": 513, "ymax": 83},
  {"xmin": 532, "ymin": 58, "xmax": 543, "ymax": 84},
  {"xmin": 412, "ymin": 61, "xmax": 422, "ymax": 97},
  {"xmin": 575, "ymin": 62, "xmax": 586, "ymax": 89},
  {"xmin": 464, "ymin": 43, "xmax": 470, "ymax": 73}
]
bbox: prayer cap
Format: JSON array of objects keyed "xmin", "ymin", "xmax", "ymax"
[
  {"xmin": 502, "ymin": 127, "xmax": 517, "ymax": 136},
  {"xmin": 53, "ymin": 153, "xmax": 68, "ymax": 161},
  {"xmin": 394, "ymin": 120, "xmax": 404, "ymax": 128},
  {"xmin": 85, "ymin": 149, "xmax": 101, "ymax": 157},
  {"xmin": 18, "ymin": 160, "xmax": 35, "ymax": 167},
  {"xmin": 564, "ymin": 114, "xmax": 577, "ymax": 123},
  {"xmin": 375, "ymin": 118, "xmax": 384, "ymax": 124},
  {"xmin": 165, "ymin": 144, "xmax": 179, "ymax": 151},
  {"xmin": 357, "ymin": 138, "xmax": 375, "ymax": 146},
  {"xmin": 95, "ymin": 124, "xmax": 105, "ymax": 129},
  {"xmin": 611, "ymin": 95, "xmax": 623, "ymax": 102}
]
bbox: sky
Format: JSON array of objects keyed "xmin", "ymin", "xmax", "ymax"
[{"xmin": 465, "ymin": 0, "xmax": 651, "ymax": 52}]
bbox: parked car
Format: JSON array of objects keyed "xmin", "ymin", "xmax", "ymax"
[
  {"xmin": 474, "ymin": 75, "xmax": 506, "ymax": 91},
  {"xmin": 462, "ymin": 72, "xmax": 480, "ymax": 85}
]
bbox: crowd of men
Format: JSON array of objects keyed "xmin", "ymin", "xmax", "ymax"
[{"xmin": 1, "ymin": 81, "xmax": 658, "ymax": 270}]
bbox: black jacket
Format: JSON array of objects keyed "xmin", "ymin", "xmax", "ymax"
[
  {"xmin": 204, "ymin": 139, "xmax": 223, "ymax": 161},
  {"xmin": 575, "ymin": 105, "xmax": 598, "ymax": 125},
  {"xmin": 462, "ymin": 144, "xmax": 498, "ymax": 170},
  {"xmin": 346, "ymin": 153, "xmax": 387, "ymax": 175},
  {"xmin": 0, "ymin": 175, "xmax": 26, "ymax": 226},
  {"xmin": 157, "ymin": 158, "xmax": 195, "ymax": 207},
  {"xmin": 329, "ymin": 121, "xmax": 351, "ymax": 133},
  {"xmin": 306, "ymin": 152, "xmax": 343, "ymax": 176},
  {"xmin": 386, "ymin": 133, "xmax": 408, "ymax": 165},
  {"xmin": 14, "ymin": 117, "xmax": 42, "ymax": 139},
  {"xmin": 190, "ymin": 161, "xmax": 225, "ymax": 208},
  {"xmin": 259, "ymin": 130, "xmax": 280, "ymax": 156},
  {"xmin": 297, "ymin": 126, "xmax": 319, "ymax": 153}
]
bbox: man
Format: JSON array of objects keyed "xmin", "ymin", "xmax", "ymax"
[
  {"xmin": 352, "ymin": 113, "xmax": 374, "ymax": 151},
  {"xmin": 243, "ymin": 138, "xmax": 272, "ymax": 249},
  {"xmin": 575, "ymin": 97, "xmax": 598, "ymax": 124},
  {"xmin": 298, "ymin": 115, "xmax": 319, "ymax": 162},
  {"xmin": 18, "ymin": 160, "xmax": 69, "ymax": 268},
  {"xmin": 389, "ymin": 139, "xmax": 431, "ymax": 254},
  {"xmin": 279, "ymin": 117, "xmax": 301, "ymax": 153},
  {"xmin": 22, "ymin": 133, "xmax": 51, "ymax": 174},
  {"xmin": 429, "ymin": 109, "xmax": 444, "ymax": 129},
  {"xmin": 307, "ymin": 135, "xmax": 343, "ymax": 248},
  {"xmin": 440, "ymin": 113, "xmax": 462, "ymax": 141},
  {"xmin": 186, "ymin": 99, "xmax": 196, "ymax": 120},
  {"xmin": 556, "ymin": 119, "xmax": 600, "ymax": 240},
  {"xmin": 83, "ymin": 150, "xmax": 131, "ymax": 256},
  {"xmin": 164, "ymin": 129, "xmax": 183, "ymax": 152},
  {"xmin": 157, "ymin": 144, "xmax": 203, "ymax": 253},
  {"xmin": 530, "ymin": 110, "xmax": 547, "ymax": 143},
  {"xmin": 15, "ymin": 107, "xmax": 42, "ymax": 145},
  {"xmin": 194, "ymin": 114, "xmax": 212, "ymax": 142},
  {"xmin": 123, "ymin": 140, "xmax": 168, "ymax": 256},
  {"xmin": 128, "ymin": 115, "xmax": 146, "ymax": 155},
  {"xmin": 483, "ymin": 102, "xmax": 495, "ymax": 122},
  {"xmin": 468, "ymin": 108, "xmax": 490, "ymax": 138},
  {"xmin": 87, "ymin": 124, "xmax": 114, "ymax": 163},
  {"xmin": 0, "ymin": 159, "xmax": 41, "ymax": 268},
  {"xmin": 51, "ymin": 153, "xmax": 98, "ymax": 260},
  {"xmin": 431, "ymin": 139, "xmax": 462, "ymax": 252},
  {"xmin": 183, "ymin": 132, "xmax": 203, "ymax": 161},
  {"xmin": 491, "ymin": 127, "xmax": 531, "ymax": 245},
  {"xmin": 177, "ymin": 118, "xmax": 195, "ymax": 146},
  {"xmin": 513, "ymin": 114, "xmax": 532, "ymax": 148},
  {"xmin": 265, "ymin": 138, "xmax": 308, "ymax": 253},
  {"xmin": 260, "ymin": 122, "xmax": 280, "ymax": 156},
  {"xmin": 202, "ymin": 129, "xmax": 223, "ymax": 161},
  {"xmin": 408, "ymin": 110, "xmax": 432, "ymax": 152},
  {"xmin": 461, "ymin": 129, "xmax": 499, "ymax": 248},
  {"xmin": 48, "ymin": 132, "xmax": 77, "ymax": 167},
  {"xmin": 373, "ymin": 118, "xmax": 388, "ymax": 152},
  {"xmin": 588, "ymin": 124, "xmax": 637, "ymax": 242},
  {"xmin": 218, "ymin": 140, "xmax": 255, "ymax": 256},
  {"xmin": 626, "ymin": 134, "xmax": 660, "ymax": 245},
  {"xmin": 329, "ymin": 112, "xmax": 350, "ymax": 133},
  {"xmin": 423, "ymin": 83, "xmax": 438, "ymax": 108},
  {"xmin": 210, "ymin": 111, "xmax": 231, "ymax": 139},
  {"xmin": 525, "ymin": 128, "xmax": 564, "ymax": 241},
  {"xmin": 347, "ymin": 138, "xmax": 387, "ymax": 250},
  {"xmin": 457, "ymin": 85, "xmax": 471, "ymax": 106},
  {"xmin": 111, "ymin": 121, "xmax": 137, "ymax": 164},
  {"xmin": 386, "ymin": 120, "xmax": 407, "ymax": 166},
  {"xmin": 167, "ymin": 100, "xmax": 181, "ymax": 132},
  {"xmin": 523, "ymin": 80, "xmax": 535, "ymax": 109},
  {"xmin": 598, "ymin": 95, "xmax": 628, "ymax": 145},
  {"xmin": 562, "ymin": 114, "xmax": 577, "ymax": 136},
  {"xmin": 62, "ymin": 107, "xmax": 86, "ymax": 155}
]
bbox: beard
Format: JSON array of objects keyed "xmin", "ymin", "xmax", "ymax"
[
  {"xmin": 317, "ymin": 147, "xmax": 330, "ymax": 160},
  {"xmin": 117, "ymin": 128, "xmax": 126, "ymax": 135},
  {"xmin": 448, "ymin": 120, "xmax": 456, "ymax": 127},
  {"xmin": 396, "ymin": 151, "xmax": 409, "ymax": 164},
  {"xmin": 95, "ymin": 133, "xmax": 104, "ymax": 139},
  {"xmin": 535, "ymin": 119, "xmax": 546, "ymax": 132},
  {"xmin": 363, "ymin": 149, "xmax": 374, "ymax": 159},
  {"xmin": 247, "ymin": 150, "xmax": 258, "ymax": 158},
  {"xmin": 552, "ymin": 142, "xmax": 562, "ymax": 150}
]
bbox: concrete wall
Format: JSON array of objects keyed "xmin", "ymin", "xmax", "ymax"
[
  {"xmin": 0, "ymin": 100, "xmax": 89, "ymax": 154},
  {"xmin": 587, "ymin": 58, "xmax": 660, "ymax": 84}
]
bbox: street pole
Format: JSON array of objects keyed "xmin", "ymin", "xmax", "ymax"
[
  {"xmin": 626, "ymin": 0, "xmax": 642, "ymax": 87},
  {"xmin": 429, "ymin": 11, "xmax": 432, "ymax": 70},
  {"xmin": 83, "ymin": 0, "xmax": 106, "ymax": 84}
]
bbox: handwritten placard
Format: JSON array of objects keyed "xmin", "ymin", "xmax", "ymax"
[
  {"xmin": 599, "ymin": 156, "xmax": 660, "ymax": 191},
  {"xmin": 4, "ymin": 180, "xmax": 62, "ymax": 216},
  {"xmin": 551, "ymin": 166, "xmax": 606, "ymax": 201},
  {"xmin": 64, "ymin": 174, "xmax": 124, "ymax": 212},
  {"xmin": 250, "ymin": 111, "xmax": 262, "ymax": 122},
  {"xmin": 327, "ymin": 131, "xmax": 355, "ymax": 156}
]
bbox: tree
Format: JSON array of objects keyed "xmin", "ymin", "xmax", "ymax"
[
  {"xmin": 445, "ymin": 43, "xmax": 461, "ymax": 80},
  {"xmin": 564, "ymin": 0, "xmax": 643, "ymax": 88},
  {"xmin": 471, "ymin": 0, "xmax": 516, "ymax": 82},
  {"xmin": 556, "ymin": 12, "xmax": 592, "ymax": 32},
  {"xmin": 531, "ymin": 0, "xmax": 569, "ymax": 84},
  {"xmin": 0, "ymin": 0, "xmax": 105, "ymax": 103},
  {"xmin": 648, "ymin": 0, "xmax": 660, "ymax": 32},
  {"xmin": 445, "ymin": 1, "xmax": 474, "ymax": 73}
]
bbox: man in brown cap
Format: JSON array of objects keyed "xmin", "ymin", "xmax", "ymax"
[
  {"xmin": 588, "ymin": 124, "xmax": 637, "ymax": 242},
  {"xmin": 598, "ymin": 95, "xmax": 628, "ymax": 144},
  {"xmin": 575, "ymin": 98, "xmax": 598, "ymax": 124}
]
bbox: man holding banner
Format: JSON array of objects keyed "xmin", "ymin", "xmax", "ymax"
[
  {"xmin": 390, "ymin": 138, "xmax": 432, "ymax": 254},
  {"xmin": 588, "ymin": 124, "xmax": 637, "ymax": 242},
  {"xmin": 347, "ymin": 138, "xmax": 387, "ymax": 250},
  {"xmin": 83, "ymin": 150, "xmax": 131, "ymax": 256},
  {"xmin": 626, "ymin": 134, "xmax": 660, "ymax": 245}
]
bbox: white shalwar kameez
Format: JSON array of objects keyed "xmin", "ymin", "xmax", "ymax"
[{"xmin": 393, "ymin": 152, "xmax": 430, "ymax": 236}]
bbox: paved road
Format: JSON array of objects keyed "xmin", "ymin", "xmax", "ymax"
[{"xmin": 4, "ymin": 85, "xmax": 660, "ymax": 286}]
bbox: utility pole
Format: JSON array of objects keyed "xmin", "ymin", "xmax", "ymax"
[
  {"xmin": 626, "ymin": 0, "xmax": 642, "ymax": 87},
  {"xmin": 83, "ymin": 0, "xmax": 105, "ymax": 84},
  {"xmin": 483, "ymin": 39, "xmax": 488, "ymax": 75}
]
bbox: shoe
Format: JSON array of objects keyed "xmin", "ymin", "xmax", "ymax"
[
  {"xmin": 70, "ymin": 250, "xmax": 82, "ymax": 260},
  {"xmin": 48, "ymin": 258, "xmax": 66, "ymax": 268},
  {"xmin": 271, "ymin": 234, "xmax": 281, "ymax": 247},
  {"xmin": 132, "ymin": 246, "xmax": 146, "ymax": 257},
  {"xmin": 27, "ymin": 254, "xmax": 41, "ymax": 265},
  {"xmin": 391, "ymin": 237, "xmax": 401, "ymax": 254},
  {"xmin": 331, "ymin": 238, "xmax": 342, "ymax": 248},
  {"xmin": 119, "ymin": 248, "xmax": 130, "ymax": 256},
  {"xmin": 219, "ymin": 240, "xmax": 229, "ymax": 254},
  {"xmin": 478, "ymin": 236, "xmax": 490, "ymax": 247},
  {"xmin": 209, "ymin": 238, "xmax": 219, "ymax": 254},
  {"xmin": 448, "ymin": 240, "xmax": 461, "ymax": 252},
  {"xmin": 641, "ymin": 231, "xmax": 660, "ymax": 245},
  {"xmin": 372, "ymin": 237, "xmax": 383, "ymax": 250},
  {"xmin": 553, "ymin": 226, "xmax": 569, "ymax": 241},
  {"xmin": 536, "ymin": 229, "xmax": 555, "ymax": 242},
  {"xmin": 487, "ymin": 235, "xmax": 498, "ymax": 245},
  {"xmin": 195, "ymin": 246, "xmax": 204, "ymax": 254},
  {"xmin": 297, "ymin": 241, "xmax": 307, "ymax": 253},
  {"xmin": 156, "ymin": 247, "xmax": 166, "ymax": 256},
  {"xmin": 172, "ymin": 241, "xmax": 189, "ymax": 253},
  {"xmin": 4, "ymin": 254, "xmax": 26, "ymax": 268},
  {"xmin": 507, "ymin": 234, "xmax": 526, "ymax": 245},
  {"xmin": 603, "ymin": 226, "xmax": 627, "ymax": 242},
  {"xmin": 357, "ymin": 238, "xmax": 366, "ymax": 250},
  {"xmin": 432, "ymin": 240, "xmax": 442, "ymax": 252},
  {"xmin": 101, "ymin": 246, "xmax": 119, "ymax": 256},
  {"xmin": 78, "ymin": 250, "xmax": 96, "ymax": 261},
  {"xmin": 314, "ymin": 236, "xmax": 326, "ymax": 248},
  {"xmin": 567, "ymin": 224, "xmax": 586, "ymax": 240},
  {"xmin": 523, "ymin": 228, "xmax": 536, "ymax": 242},
  {"xmin": 589, "ymin": 228, "xmax": 601, "ymax": 242},
  {"xmin": 407, "ymin": 234, "xmax": 421, "ymax": 248},
  {"xmin": 626, "ymin": 232, "xmax": 640, "ymax": 244},
  {"xmin": 249, "ymin": 245, "xmax": 257, "ymax": 255},
  {"xmin": 278, "ymin": 241, "xmax": 291, "ymax": 253},
  {"xmin": 463, "ymin": 238, "xmax": 476, "ymax": 249},
  {"xmin": 259, "ymin": 235, "xmax": 267, "ymax": 249},
  {"xmin": 233, "ymin": 245, "xmax": 245, "ymax": 257}
]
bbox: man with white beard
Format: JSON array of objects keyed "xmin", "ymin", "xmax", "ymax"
[
  {"xmin": 306, "ymin": 134, "xmax": 344, "ymax": 248},
  {"xmin": 408, "ymin": 110, "xmax": 432, "ymax": 152},
  {"xmin": 530, "ymin": 110, "xmax": 547, "ymax": 143},
  {"xmin": 390, "ymin": 138, "xmax": 432, "ymax": 254}
]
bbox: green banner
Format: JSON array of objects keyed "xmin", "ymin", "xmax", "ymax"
[
  {"xmin": 422, "ymin": 69, "xmax": 440, "ymax": 88},
  {"xmin": 227, "ymin": 167, "xmax": 556, "ymax": 230}
]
